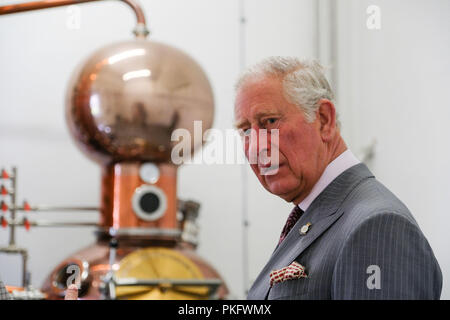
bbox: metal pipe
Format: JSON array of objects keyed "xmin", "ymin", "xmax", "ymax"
[
  {"xmin": 115, "ymin": 278, "xmax": 222, "ymax": 287},
  {"xmin": 107, "ymin": 227, "xmax": 181, "ymax": 237},
  {"xmin": 9, "ymin": 167, "xmax": 17, "ymax": 246},
  {"xmin": 114, "ymin": 277, "xmax": 222, "ymax": 299},
  {"xmin": 7, "ymin": 220, "xmax": 98, "ymax": 227},
  {"xmin": 0, "ymin": 0, "xmax": 149, "ymax": 37},
  {"xmin": 14, "ymin": 199, "xmax": 199, "ymax": 213},
  {"xmin": 13, "ymin": 205, "xmax": 99, "ymax": 212},
  {"xmin": 22, "ymin": 251, "xmax": 28, "ymax": 288},
  {"xmin": 106, "ymin": 239, "xmax": 118, "ymax": 300}
]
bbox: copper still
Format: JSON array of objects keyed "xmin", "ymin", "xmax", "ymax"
[{"xmin": 1, "ymin": 0, "xmax": 228, "ymax": 300}]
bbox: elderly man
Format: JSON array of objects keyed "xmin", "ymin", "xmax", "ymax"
[{"xmin": 234, "ymin": 57, "xmax": 442, "ymax": 300}]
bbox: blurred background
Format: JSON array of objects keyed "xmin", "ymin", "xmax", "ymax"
[{"xmin": 0, "ymin": 0, "xmax": 449, "ymax": 299}]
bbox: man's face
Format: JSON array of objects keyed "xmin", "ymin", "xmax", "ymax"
[{"xmin": 235, "ymin": 76, "xmax": 326, "ymax": 203}]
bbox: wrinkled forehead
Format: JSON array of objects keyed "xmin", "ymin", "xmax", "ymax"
[
  {"xmin": 234, "ymin": 76, "xmax": 286, "ymax": 119},
  {"xmin": 234, "ymin": 77, "xmax": 283, "ymax": 108}
]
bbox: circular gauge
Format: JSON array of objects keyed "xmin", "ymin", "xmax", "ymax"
[
  {"xmin": 139, "ymin": 163, "xmax": 160, "ymax": 184},
  {"xmin": 132, "ymin": 185, "xmax": 167, "ymax": 221},
  {"xmin": 115, "ymin": 248, "xmax": 208, "ymax": 299}
]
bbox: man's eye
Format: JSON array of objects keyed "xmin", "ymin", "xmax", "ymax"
[
  {"xmin": 238, "ymin": 128, "xmax": 251, "ymax": 137},
  {"xmin": 263, "ymin": 118, "xmax": 278, "ymax": 127}
]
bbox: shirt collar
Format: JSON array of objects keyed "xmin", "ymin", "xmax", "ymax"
[{"xmin": 298, "ymin": 149, "xmax": 361, "ymax": 212}]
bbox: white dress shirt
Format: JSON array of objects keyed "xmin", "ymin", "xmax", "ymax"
[{"xmin": 298, "ymin": 149, "xmax": 360, "ymax": 212}]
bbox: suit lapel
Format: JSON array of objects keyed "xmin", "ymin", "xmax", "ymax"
[{"xmin": 247, "ymin": 163, "xmax": 375, "ymax": 299}]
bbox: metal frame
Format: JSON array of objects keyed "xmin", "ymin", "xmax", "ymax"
[
  {"xmin": 103, "ymin": 276, "xmax": 223, "ymax": 300},
  {"xmin": 0, "ymin": 0, "xmax": 149, "ymax": 38}
]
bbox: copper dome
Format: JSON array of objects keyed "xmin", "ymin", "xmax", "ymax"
[{"xmin": 65, "ymin": 39, "xmax": 214, "ymax": 165}]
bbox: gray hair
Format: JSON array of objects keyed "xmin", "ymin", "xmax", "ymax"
[{"xmin": 235, "ymin": 57, "xmax": 339, "ymax": 126}]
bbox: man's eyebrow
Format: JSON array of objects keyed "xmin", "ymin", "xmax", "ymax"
[
  {"xmin": 234, "ymin": 119, "xmax": 248, "ymax": 129},
  {"xmin": 253, "ymin": 111, "xmax": 278, "ymax": 119},
  {"xmin": 234, "ymin": 111, "xmax": 279, "ymax": 129}
]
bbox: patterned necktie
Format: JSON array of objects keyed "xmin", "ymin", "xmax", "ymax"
[{"xmin": 278, "ymin": 206, "xmax": 304, "ymax": 244}]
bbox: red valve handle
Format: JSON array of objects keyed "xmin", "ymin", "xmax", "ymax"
[
  {"xmin": 0, "ymin": 185, "xmax": 8, "ymax": 196},
  {"xmin": 23, "ymin": 201, "xmax": 31, "ymax": 211},
  {"xmin": 24, "ymin": 218, "xmax": 30, "ymax": 231},
  {"xmin": 1, "ymin": 216, "xmax": 7, "ymax": 228},
  {"xmin": 1, "ymin": 169, "xmax": 9, "ymax": 179},
  {"xmin": 1, "ymin": 201, "xmax": 8, "ymax": 212}
]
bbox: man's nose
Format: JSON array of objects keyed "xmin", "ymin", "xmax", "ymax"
[{"xmin": 246, "ymin": 127, "xmax": 271, "ymax": 164}]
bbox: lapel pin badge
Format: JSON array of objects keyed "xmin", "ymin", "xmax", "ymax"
[{"xmin": 299, "ymin": 222, "xmax": 312, "ymax": 235}]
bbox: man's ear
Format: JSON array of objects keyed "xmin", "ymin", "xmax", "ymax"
[{"xmin": 317, "ymin": 99, "xmax": 337, "ymax": 141}]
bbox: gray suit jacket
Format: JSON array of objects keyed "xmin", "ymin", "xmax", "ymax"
[{"xmin": 247, "ymin": 163, "xmax": 442, "ymax": 300}]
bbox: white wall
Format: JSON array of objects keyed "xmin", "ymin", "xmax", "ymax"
[{"xmin": 0, "ymin": 0, "xmax": 448, "ymax": 300}]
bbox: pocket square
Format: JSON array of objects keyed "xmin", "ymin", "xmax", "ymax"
[{"xmin": 270, "ymin": 261, "xmax": 307, "ymax": 287}]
